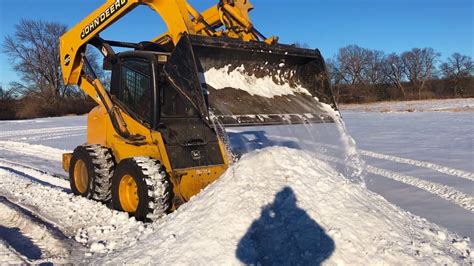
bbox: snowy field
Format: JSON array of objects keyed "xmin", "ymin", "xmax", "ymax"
[
  {"xmin": 0, "ymin": 99, "xmax": 472, "ymax": 264},
  {"xmin": 341, "ymin": 98, "xmax": 474, "ymax": 113}
]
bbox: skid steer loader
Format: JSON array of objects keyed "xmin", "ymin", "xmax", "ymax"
[{"xmin": 60, "ymin": 0, "xmax": 337, "ymax": 221}]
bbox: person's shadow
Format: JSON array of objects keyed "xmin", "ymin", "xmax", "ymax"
[{"xmin": 236, "ymin": 187, "xmax": 335, "ymax": 265}]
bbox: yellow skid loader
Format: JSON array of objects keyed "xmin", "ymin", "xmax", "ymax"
[{"xmin": 60, "ymin": 0, "xmax": 337, "ymax": 221}]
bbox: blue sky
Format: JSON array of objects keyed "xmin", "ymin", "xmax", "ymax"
[{"xmin": 0, "ymin": 0, "xmax": 472, "ymax": 86}]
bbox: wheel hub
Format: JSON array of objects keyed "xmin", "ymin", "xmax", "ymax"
[
  {"xmin": 119, "ymin": 175, "xmax": 139, "ymax": 213},
  {"xmin": 74, "ymin": 159, "xmax": 89, "ymax": 194}
]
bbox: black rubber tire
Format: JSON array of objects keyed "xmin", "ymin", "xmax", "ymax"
[
  {"xmin": 112, "ymin": 157, "xmax": 173, "ymax": 222},
  {"xmin": 69, "ymin": 145, "xmax": 115, "ymax": 202}
]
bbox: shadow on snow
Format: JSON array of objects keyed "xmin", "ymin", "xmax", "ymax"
[
  {"xmin": 0, "ymin": 225, "xmax": 42, "ymax": 260},
  {"xmin": 228, "ymin": 130, "xmax": 300, "ymax": 157},
  {"xmin": 236, "ymin": 187, "xmax": 335, "ymax": 265}
]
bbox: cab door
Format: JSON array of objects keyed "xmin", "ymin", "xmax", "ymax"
[
  {"xmin": 110, "ymin": 54, "xmax": 156, "ymax": 127},
  {"xmin": 105, "ymin": 53, "xmax": 167, "ymax": 162}
]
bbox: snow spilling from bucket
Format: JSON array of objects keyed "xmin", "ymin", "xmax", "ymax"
[
  {"xmin": 319, "ymin": 102, "xmax": 366, "ymax": 184},
  {"xmin": 210, "ymin": 111, "xmax": 238, "ymax": 164},
  {"xmin": 203, "ymin": 63, "xmax": 367, "ymax": 184},
  {"xmin": 203, "ymin": 65, "xmax": 311, "ymax": 98},
  {"xmin": 204, "ymin": 65, "xmax": 365, "ymax": 184}
]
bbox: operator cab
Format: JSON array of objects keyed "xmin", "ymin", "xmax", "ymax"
[
  {"xmin": 105, "ymin": 49, "xmax": 224, "ymax": 170},
  {"xmin": 109, "ymin": 51, "xmax": 199, "ymax": 128}
]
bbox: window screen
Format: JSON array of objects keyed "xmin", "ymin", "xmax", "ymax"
[{"xmin": 119, "ymin": 59, "xmax": 152, "ymax": 121}]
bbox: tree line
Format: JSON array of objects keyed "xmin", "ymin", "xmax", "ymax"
[
  {"xmin": 1, "ymin": 19, "xmax": 102, "ymax": 120},
  {"xmin": 1, "ymin": 19, "xmax": 473, "ymax": 120},
  {"xmin": 326, "ymin": 45, "xmax": 473, "ymax": 103}
]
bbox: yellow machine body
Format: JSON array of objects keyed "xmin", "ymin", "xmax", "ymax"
[
  {"xmin": 62, "ymin": 104, "xmax": 228, "ymax": 204},
  {"xmin": 60, "ymin": 0, "xmax": 336, "ymax": 212}
]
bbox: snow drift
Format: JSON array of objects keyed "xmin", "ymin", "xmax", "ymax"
[{"xmin": 100, "ymin": 147, "xmax": 470, "ymax": 264}]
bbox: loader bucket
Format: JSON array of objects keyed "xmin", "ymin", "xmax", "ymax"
[{"xmin": 164, "ymin": 34, "xmax": 337, "ymax": 127}]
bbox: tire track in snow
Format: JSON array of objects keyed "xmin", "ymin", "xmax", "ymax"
[
  {"xmin": 266, "ymin": 134, "xmax": 474, "ymax": 182},
  {"xmin": 0, "ymin": 126, "xmax": 86, "ymax": 139},
  {"xmin": 313, "ymin": 141, "xmax": 474, "ymax": 182},
  {"xmin": 0, "ymin": 197, "xmax": 72, "ymax": 263},
  {"xmin": 9, "ymin": 132, "xmax": 85, "ymax": 143},
  {"xmin": 364, "ymin": 165, "xmax": 474, "ymax": 212},
  {"xmin": 0, "ymin": 166, "xmax": 143, "ymax": 258},
  {"xmin": 0, "ymin": 159, "xmax": 69, "ymax": 190},
  {"xmin": 316, "ymin": 153, "xmax": 474, "ymax": 213},
  {"xmin": 0, "ymin": 141, "xmax": 66, "ymax": 162},
  {"xmin": 0, "ymin": 239, "xmax": 27, "ymax": 264},
  {"xmin": 358, "ymin": 150, "xmax": 474, "ymax": 182},
  {"xmin": 0, "ymin": 158, "xmax": 67, "ymax": 180}
]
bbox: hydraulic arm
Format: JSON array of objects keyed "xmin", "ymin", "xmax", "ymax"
[
  {"xmin": 60, "ymin": 0, "xmax": 280, "ymax": 141},
  {"xmin": 60, "ymin": 0, "xmax": 270, "ymax": 89}
]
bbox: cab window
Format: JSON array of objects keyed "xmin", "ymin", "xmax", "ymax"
[{"xmin": 118, "ymin": 59, "xmax": 152, "ymax": 122}]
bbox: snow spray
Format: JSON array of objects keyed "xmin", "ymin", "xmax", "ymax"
[
  {"xmin": 204, "ymin": 65, "xmax": 366, "ymax": 184},
  {"xmin": 320, "ymin": 103, "xmax": 366, "ymax": 185},
  {"xmin": 210, "ymin": 112, "xmax": 238, "ymax": 164}
]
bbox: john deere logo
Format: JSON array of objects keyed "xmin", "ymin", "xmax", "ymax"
[
  {"xmin": 191, "ymin": 150, "xmax": 202, "ymax": 160},
  {"xmin": 64, "ymin": 54, "xmax": 71, "ymax": 66},
  {"xmin": 80, "ymin": 0, "xmax": 128, "ymax": 40}
]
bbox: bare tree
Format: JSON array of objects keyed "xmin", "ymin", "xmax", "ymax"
[
  {"xmin": 325, "ymin": 58, "xmax": 345, "ymax": 103},
  {"xmin": 382, "ymin": 53, "xmax": 407, "ymax": 98},
  {"xmin": 3, "ymin": 19, "xmax": 68, "ymax": 102},
  {"xmin": 337, "ymin": 45, "xmax": 372, "ymax": 86},
  {"xmin": 401, "ymin": 48, "xmax": 439, "ymax": 99},
  {"xmin": 440, "ymin": 53, "xmax": 473, "ymax": 96},
  {"xmin": 2, "ymin": 19, "xmax": 106, "ymax": 118},
  {"xmin": 364, "ymin": 50, "xmax": 385, "ymax": 85},
  {"xmin": 0, "ymin": 85, "xmax": 17, "ymax": 101},
  {"xmin": 0, "ymin": 84, "xmax": 19, "ymax": 119}
]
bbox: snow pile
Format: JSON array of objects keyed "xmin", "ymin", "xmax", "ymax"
[
  {"xmin": 203, "ymin": 65, "xmax": 311, "ymax": 98},
  {"xmin": 101, "ymin": 147, "xmax": 470, "ymax": 264}
]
